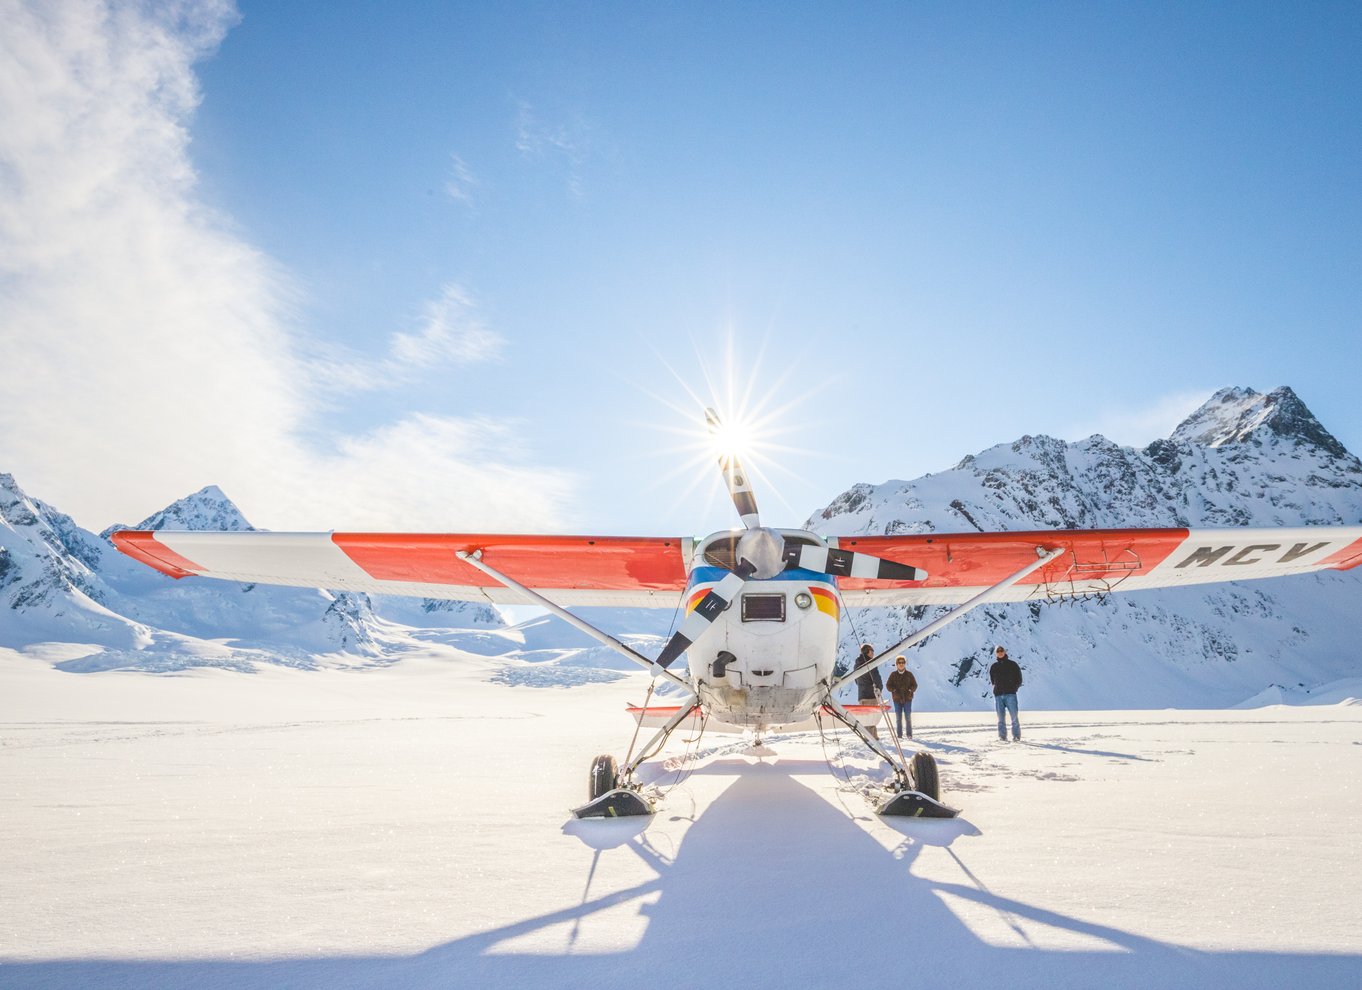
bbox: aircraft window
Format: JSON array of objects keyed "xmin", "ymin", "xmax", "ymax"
[
  {"xmin": 702, "ymin": 534, "xmax": 741, "ymax": 570},
  {"xmin": 701, "ymin": 533, "xmax": 821, "ymax": 571}
]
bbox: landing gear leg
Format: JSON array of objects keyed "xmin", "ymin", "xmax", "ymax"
[
  {"xmin": 821, "ymin": 694, "xmax": 957, "ymax": 819},
  {"xmin": 571, "ymin": 701, "xmax": 701, "ymax": 819},
  {"xmin": 451, "ymin": 549, "xmax": 700, "ymax": 820}
]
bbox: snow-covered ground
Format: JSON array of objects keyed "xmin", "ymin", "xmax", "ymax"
[{"xmin": 2, "ymin": 648, "xmax": 1359, "ymax": 989}]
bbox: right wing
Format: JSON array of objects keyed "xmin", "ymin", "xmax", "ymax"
[
  {"xmin": 827, "ymin": 525, "xmax": 1362, "ymax": 606},
  {"xmin": 111, "ymin": 531, "xmax": 692, "ymax": 607}
]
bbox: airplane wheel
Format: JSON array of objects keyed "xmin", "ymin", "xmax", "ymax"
[
  {"xmin": 910, "ymin": 751, "xmax": 939, "ymax": 801},
  {"xmin": 588, "ymin": 754, "xmax": 619, "ymax": 800}
]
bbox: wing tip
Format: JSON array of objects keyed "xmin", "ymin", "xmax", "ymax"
[{"xmin": 109, "ymin": 530, "xmax": 199, "ymax": 579}]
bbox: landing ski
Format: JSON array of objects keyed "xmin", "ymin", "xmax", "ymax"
[
  {"xmin": 876, "ymin": 789, "xmax": 960, "ymax": 818},
  {"xmin": 571, "ymin": 788, "xmax": 656, "ymax": 819}
]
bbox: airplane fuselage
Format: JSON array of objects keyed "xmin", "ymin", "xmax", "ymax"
[{"xmin": 682, "ymin": 531, "xmax": 846, "ymax": 728}]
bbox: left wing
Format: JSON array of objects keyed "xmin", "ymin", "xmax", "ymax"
[
  {"xmin": 111, "ymin": 531, "xmax": 691, "ymax": 607},
  {"xmin": 828, "ymin": 525, "xmax": 1362, "ymax": 606}
]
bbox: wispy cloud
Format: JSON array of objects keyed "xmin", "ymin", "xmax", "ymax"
[
  {"xmin": 392, "ymin": 283, "xmax": 500, "ymax": 366},
  {"xmin": 0, "ymin": 0, "xmax": 572, "ymax": 532},
  {"xmin": 1068, "ymin": 389, "xmax": 1215, "ymax": 447},
  {"xmin": 514, "ymin": 99, "xmax": 590, "ymax": 198},
  {"xmin": 312, "ymin": 282, "xmax": 503, "ymax": 393},
  {"xmin": 445, "ymin": 152, "xmax": 478, "ymax": 206}
]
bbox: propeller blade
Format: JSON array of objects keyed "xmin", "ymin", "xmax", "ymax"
[
  {"xmin": 706, "ymin": 407, "xmax": 760, "ymax": 529},
  {"xmin": 782, "ymin": 544, "xmax": 928, "ymax": 582},
  {"xmin": 657, "ymin": 566, "xmax": 750, "ymax": 668}
]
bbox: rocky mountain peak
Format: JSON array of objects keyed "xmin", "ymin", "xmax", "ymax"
[
  {"xmin": 0, "ymin": 473, "xmax": 39, "ymax": 528},
  {"xmin": 110, "ymin": 485, "xmax": 254, "ymax": 536},
  {"xmin": 0, "ymin": 470, "xmax": 110, "ymax": 612},
  {"xmin": 1170, "ymin": 386, "xmax": 1350, "ymax": 457}
]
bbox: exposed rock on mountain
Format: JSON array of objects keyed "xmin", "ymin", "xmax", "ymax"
[
  {"xmin": 102, "ymin": 485, "xmax": 253, "ymax": 537},
  {"xmin": 1170, "ymin": 386, "xmax": 1352, "ymax": 459}
]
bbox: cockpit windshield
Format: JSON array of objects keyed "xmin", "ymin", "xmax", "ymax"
[{"xmin": 698, "ymin": 530, "xmax": 825, "ymax": 571}]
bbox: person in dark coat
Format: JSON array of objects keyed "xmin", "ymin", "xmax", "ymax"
[
  {"xmin": 989, "ymin": 645, "xmax": 1023, "ymax": 741},
  {"xmin": 853, "ymin": 643, "xmax": 884, "ymax": 740},
  {"xmin": 884, "ymin": 655, "xmax": 918, "ymax": 739}
]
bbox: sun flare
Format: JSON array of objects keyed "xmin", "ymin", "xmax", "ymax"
[
  {"xmin": 705, "ymin": 410, "xmax": 759, "ymax": 464},
  {"xmin": 632, "ymin": 330, "xmax": 837, "ymax": 527}
]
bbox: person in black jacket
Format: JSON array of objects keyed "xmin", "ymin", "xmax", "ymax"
[
  {"xmin": 989, "ymin": 645, "xmax": 1023, "ymax": 742},
  {"xmin": 853, "ymin": 643, "xmax": 884, "ymax": 740}
]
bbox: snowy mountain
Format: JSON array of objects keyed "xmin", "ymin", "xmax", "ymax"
[
  {"xmin": 102, "ymin": 484, "xmax": 254, "ymax": 536},
  {"xmin": 0, "ymin": 471, "xmax": 154, "ymax": 651},
  {"xmin": 1, "ymin": 477, "xmax": 501, "ymax": 672},
  {"xmin": 809, "ymin": 386, "xmax": 1362, "ymax": 709}
]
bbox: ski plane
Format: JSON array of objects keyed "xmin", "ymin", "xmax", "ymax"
[{"xmin": 111, "ymin": 409, "xmax": 1362, "ymax": 819}]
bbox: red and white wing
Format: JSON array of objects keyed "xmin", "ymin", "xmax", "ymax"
[
  {"xmin": 828, "ymin": 526, "xmax": 1362, "ymax": 606},
  {"xmin": 111, "ymin": 525, "xmax": 1362, "ymax": 608},
  {"xmin": 111, "ymin": 531, "xmax": 692, "ymax": 607}
]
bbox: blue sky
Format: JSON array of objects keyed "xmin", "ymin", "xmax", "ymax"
[{"xmin": 3, "ymin": 1, "xmax": 1360, "ymax": 535}]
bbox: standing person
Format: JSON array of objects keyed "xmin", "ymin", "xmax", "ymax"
[
  {"xmin": 853, "ymin": 643, "xmax": 884, "ymax": 740},
  {"xmin": 885, "ymin": 655, "xmax": 918, "ymax": 739},
  {"xmin": 989, "ymin": 645, "xmax": 1023, "ymax": 742}
]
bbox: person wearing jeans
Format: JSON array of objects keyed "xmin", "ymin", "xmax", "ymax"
[
  {"xmin": 989, "ymin": 645, "xmax": 1023, "ymax": 741},
  {"xmin": 885, "ymin": 655, "xmax": 918, "ymax": 739}
]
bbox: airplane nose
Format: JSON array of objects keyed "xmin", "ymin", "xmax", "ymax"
[{"xmin": 736, "ymin": 527, "xmax": 785, "ymax": 578}]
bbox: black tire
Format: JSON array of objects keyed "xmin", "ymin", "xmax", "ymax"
[
  {"xmin": 910, "ymin": 751, "xmax": 939, "ymax": 801},
  {"xmin": 588, "ymin": 754, "xmax": 618, "ymax": 800}
]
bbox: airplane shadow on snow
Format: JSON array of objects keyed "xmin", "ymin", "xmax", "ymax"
[{"xmin": 1, "ymin": 758, "xmax": 1357, "ymax": 990}]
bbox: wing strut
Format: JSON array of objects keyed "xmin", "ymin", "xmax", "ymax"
[
  {"xmin": 455, "ymin": 550, "xmax": 693, "ymax": 693},
  {"xmin": 829, "ymin": 545, "xmax": 1065, "ymax": 695}
]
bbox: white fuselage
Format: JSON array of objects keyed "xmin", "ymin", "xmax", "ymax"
[{"xmin": 681, "ymin": 531, "xmax": 845, "ymax": 729}]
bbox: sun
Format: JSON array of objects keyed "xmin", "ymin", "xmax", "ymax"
[
  {"xmin": 630, "ymin": 329, "xmax": 833, "ymax": 525},
  {"xmin": 705, "ymin": 408, "xmax": 759, "ymax": 465}
]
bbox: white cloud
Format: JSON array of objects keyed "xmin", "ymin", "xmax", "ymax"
[
  {"xmin": 311, "ymin": 282, "xmax": 503, "ymax": 393},
  {"xmin": 248, "ymin": 414, "xmax": 574, "ymax": 532},
  {"xmin": 390, "ymin": 283, "xmax": 501, "ymax": 367},
  {"xmin": 445, "ymin": 153, "xmax": 478, "ymax": 205},
  {"xmin": 1068, "ymin": 390, "xmax": 1215, "ymax": 447},
  {"xmin": 0, "ymin": 0, "xmax": 573, "ymax": 533}
]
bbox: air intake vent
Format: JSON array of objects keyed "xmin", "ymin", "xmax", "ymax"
[{"xmin": 741, "ymin": 594, "xmax": 786, "ymax": 622}]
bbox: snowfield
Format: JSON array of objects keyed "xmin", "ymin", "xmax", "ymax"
[{"xmin": 2, "ymin": 648, "xmax": 1359, "ymax": 989}]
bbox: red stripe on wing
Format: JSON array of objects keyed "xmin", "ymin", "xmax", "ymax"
[
  {"xmin": 331, "ymin": 533, "xmax": 689, "ymax": 591},
  {"xmin": 831, "ymin": 528, "xmax": 1190, "ymax": 590},
  {"xmin": 1323, "ymin": 537, "xmax": 1362, "ymax": 571},
  {"xmin": 109, "ymin": 531, "xmax": 202, "ymax": 579}
]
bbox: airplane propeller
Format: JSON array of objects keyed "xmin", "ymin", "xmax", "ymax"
[
  {"xmin": 656, "ymin": 562, "xmax": 753, "ymax": 668},
  {"xmin": 654, "ymin": 410, "xmax": 929, "ymax": 669},
  {"xmin": 707, "ymin": 407, "xmax": 761, "ymax": 529}
]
